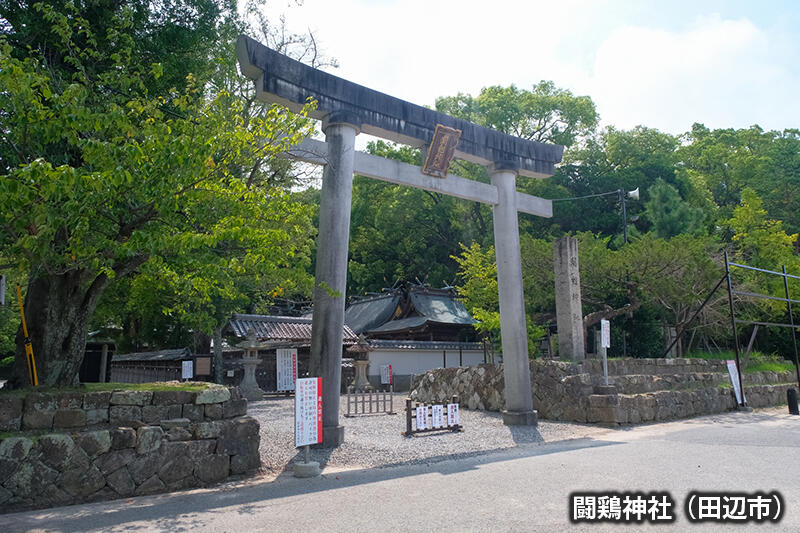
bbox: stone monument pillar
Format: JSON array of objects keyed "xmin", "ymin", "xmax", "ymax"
[
  {"xmin": 554, "ymin": 236, "xmax": 585, "ymax": 361},
  {"xmin": 309, "ymin": 111, "xmax": 360, "ymax": 447},
  {"xmin": 491, "ymin": 163, "xmax": 537, "ymax": 426},
  {"xmin": 238, "ymin": 329, "xmax": 265, "ymax": 401}
]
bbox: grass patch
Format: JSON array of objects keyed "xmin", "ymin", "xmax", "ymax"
[
  {"xmin": 684, "ymin": 350, "xmax": 740, "ymax": 360},
  {"xmin": 82, "ymin": 382, "xmax": 212, "ymax": 393},
  {"xmin": 743, "ymin": 361, "xmax": 796, "ymax": 374},
  {"xmin": 0, "ymin": 380, "xmax": 213, "ymax": 396},
  {"xmin": 686, "ymin": 350, "xmax": 796, "ymax": 374}
]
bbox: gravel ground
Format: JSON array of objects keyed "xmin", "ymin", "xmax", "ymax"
[{"xmin": 248, "ymin": 394, "xmax": 615, "ymax": 477}]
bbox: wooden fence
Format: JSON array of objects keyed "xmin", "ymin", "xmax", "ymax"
[
  {"xmin": 109, "ymin": 362, "xmax": 181, "ymax": 383},
  {"xmin": 345, "ymin": 386, "xmax": 396, "ymax": 416}
]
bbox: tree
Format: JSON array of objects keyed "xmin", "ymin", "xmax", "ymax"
[
  {"xmin": 347, "ymin": 82, "xmax": 599, "ymax": 294},
  {"xmin": 91, "ymin": 1, "xmax": 331, "ymax": 364},
  {"xmin": 645, "ymin": 179, "xmax": 707, "ymax": 239},
  {"xmin": 0, "ymin": 3, "xmax": 315, "ymax": 386},
  {"xmin": 452, "ymin": 240, "xmax": 551, "ymax": 357},
  {"xmin": 435, "ymin": 82, "xmax": 598, "ymax": 148},
  {"xmin": 347, "ymin": 141, "xmax": 477, "ymax": 295}
]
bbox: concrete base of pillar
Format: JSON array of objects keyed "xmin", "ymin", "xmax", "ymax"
[
  {"xmin": 241, "ymin": 387, "xmax": 265, "ymax": 402},
  {"xmin": 293, "ymin": 461, "xmax": 321, "ymax": 478},
  {"xmin": 501, "ymin": 409, "xmax": 538, "ymax": 426},
  {"xmin": 594, "ymin": 385, "xmax": 618, "ymax": 395},
  {"xmin": 321, "ymin": 424, "xmax": 345, "ymax": 447}
]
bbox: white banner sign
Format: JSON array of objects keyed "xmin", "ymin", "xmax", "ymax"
[
  {"xmin": 416, "ymin": 405, "xmax": 428, "ymax": 430},
  {"xmin": 447, "ymin": 403, "xmax": 459, "ymax": 426},
  {"xmin": 277, "ymin": 348, "xmax": 297, "ymax": 391},
  {"xmin": 295, "ymin": 377, "xmax": 322, "ymax": 447},
  {"xmin": 601, "ymin": 319, "xmax": 610, "ymax": 348},
  {"xmin": 380, "ymin": 364, "xmax": 393, "ymax": 385},
  {"xmin": 726, "ymin": 360, "xmax": 746, "ymax": 405},
  {"xmin": 431, "ymin": 404, "xmax": 444, "ymax": 428},
  {"xmin": 181, "ymin": 360, "xmax": 193, "ymax": 380}
]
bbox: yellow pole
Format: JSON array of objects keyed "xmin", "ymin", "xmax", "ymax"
[{"xmin": 16, "ymin": 283, "xmax": 38, "ymax": 387}]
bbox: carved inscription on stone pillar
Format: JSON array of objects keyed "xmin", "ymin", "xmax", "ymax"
[{"xmin": 555, "ymin": 236, "xmax": 586, "ymax": 361}]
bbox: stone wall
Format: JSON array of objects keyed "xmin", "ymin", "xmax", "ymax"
[
  {"xmin": 409, "ymin": 359, "xmax": 797, "ymax": 425},
  {"xmin": 0, "ymin": 385, "xmax": 259, "ymax": 513}
]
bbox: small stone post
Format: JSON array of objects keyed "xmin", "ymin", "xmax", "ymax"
[
  {"xmin": 98, "ymin": 343, "xmax": 108, "ymax": 383},
  {"xmin": 554, "ymin": 236, "xmax": 585, "ymax": 361},
  {"xmin": 238, "ymin": 329, "xmax": 265, "ymax": 402}
]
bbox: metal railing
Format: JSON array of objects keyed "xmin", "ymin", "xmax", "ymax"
[{"xmin": 724, "ymin": 252, "xmax": 800, "ymax": 405}]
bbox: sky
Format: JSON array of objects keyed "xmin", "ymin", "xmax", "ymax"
[{"xmin": 254, "ymin": 0, "xmax": 800, "ymax": 137}]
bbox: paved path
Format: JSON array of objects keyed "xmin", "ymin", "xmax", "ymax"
[{"xmin": 2, "ymin": 408, "xmax": 798, "ymax": 532}]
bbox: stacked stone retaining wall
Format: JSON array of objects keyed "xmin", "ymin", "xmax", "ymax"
[
  {"xmin": 0, "ymin": 385, "xmax": 259, "ymax": 513},
  {"xmin": 409, "ymin": 358, "xmax": 796, "ymax": 425}
]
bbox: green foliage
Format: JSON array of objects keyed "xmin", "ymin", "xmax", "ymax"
[
  {"xmin": 452, "ymin": 241, "xmax": 547, "ymax": 356},
  {"xmin": 0, "ymin": 2, "xmax": 315, "ymax": 384},
  {"xmin": 435, "ymin": 82, "xmax": 598, "ymax": 148},
  {"xmin": 349, "ymin": 82, "xmax": 600, "ymax": 296},
  {"xmin": 684, "ymin": 350, "xmax": 795, "ymax": 374},
  {"xmin": 645, "ymin": 179, "xmax": 707, "ymax": 238},
  {"xmin": 348, "ymin": 142, "xmax": 476, "ymax": 294},
  {"xmin": 725, "ymin": 189, "xmax": 798, "ymax": 270}
]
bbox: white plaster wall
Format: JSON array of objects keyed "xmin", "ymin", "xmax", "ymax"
[{"xmin": 366, "ymin": 349, "xmax": 485, "ymax": 377}]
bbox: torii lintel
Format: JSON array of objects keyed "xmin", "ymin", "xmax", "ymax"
[{"xmin": 236, "ymin": 35, "xmax": 564, "ymax": 179}]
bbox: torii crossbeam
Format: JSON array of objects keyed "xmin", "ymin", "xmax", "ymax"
[{"xmin": 238, "ymin": 35, "xmax": 564, "ymax": 446}]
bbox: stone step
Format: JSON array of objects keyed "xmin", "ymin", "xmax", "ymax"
[
  {"xmin": 586, "ymin": 382, "xmax": 796, "ymax": 424},
  {"xmin": 592, "ymin": 371, "xmax": 796, "ymax": 395},
  {"xmin": 582, "ymin": 357, "xmax": 730, "ymax": 376}
]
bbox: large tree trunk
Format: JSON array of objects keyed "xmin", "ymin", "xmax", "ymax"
[{"xmin": 12, "ymin": 269, "xmax": 109, "ymax": 388}]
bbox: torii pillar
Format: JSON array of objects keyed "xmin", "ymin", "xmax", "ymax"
[
  {"xmin": 309, "ymin": 111, "xmax": 360, "ymax": 446},
  {"xmin": 491, "ymin": 163, "xmax": 537, "ymax": 425}
]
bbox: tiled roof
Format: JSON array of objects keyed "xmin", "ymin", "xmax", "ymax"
[
  {"xmin": 408, "ymin": 288, "xmax": 477, "ymax": 325},
  {"xmin": 367, "ymin": 316, "xmax": 429, "ymax": 334},
  {"xmin": 112, "ymin": 348, "xmax": 191, "ymax": 362},
  {"xmin": 344, "ymin": 291, "xmax": 402, "ymax": 334},
  {"xmin": 225, "ymin": 314, "xmax": 357, "ymax": 343}
]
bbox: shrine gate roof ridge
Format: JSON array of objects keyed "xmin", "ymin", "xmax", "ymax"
[{"xmin": 237, "ymin": 35, "xmax": 565, "ymax": 179}]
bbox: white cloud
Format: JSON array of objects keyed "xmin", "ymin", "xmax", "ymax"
[
  {"xmin": 586, "ymin": 15, "xmax": 798, "ymax": 133},
  {"xmin": 248, "ymin": 3, "xmax": 800, "ymax": 136}
]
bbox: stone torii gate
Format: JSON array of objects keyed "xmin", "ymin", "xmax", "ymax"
[{"xmin": 237, "ymin": 35, "xmax": 564, "ymax": 446}]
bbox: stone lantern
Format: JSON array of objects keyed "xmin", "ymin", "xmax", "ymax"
[
  {"xmin": 346, "ymin": 335, "xmax": 372, "ymax": 392},
  {"xmin": 237, "ymin": 328, "xmax": 266, "ymax": 401}
]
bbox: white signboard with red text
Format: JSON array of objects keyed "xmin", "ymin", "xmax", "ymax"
[
  {"xmin": 447, "ymin": 402, "xmax": 459, "ymax": 426},
  {"xmin": 277, "ymin": 348, "xmax": 297, "ymax": 391},
  {"xmin": 380, "ymin": 364, "xmax": 393, "ymax": 385},
  {"xmin": 415, "ymin": 405, "xmax": 428, "ymax": 430},
  {"xmin": 295, "ymin": 377, "xmax": 322, "ymax": 447}
]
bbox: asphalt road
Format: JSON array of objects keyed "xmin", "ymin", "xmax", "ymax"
[{"xmin": 2, "ymin": 408, "xmax": 798, "ymax": 532}]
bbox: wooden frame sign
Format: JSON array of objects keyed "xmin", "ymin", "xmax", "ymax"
[
  {"xmin": 181, "ymin": 360, "xmax": 193, "ymax": 381},
  {"xmin": 422, "ymin": 124, "xmax": 461, "ymax": 178},
  {"xmin": 295, "ymin": 377, "xmax": 322, "ymax": 447},
  {"xmin": 276, "ymin": 348, "xmax": 297, "ymax": 391},
  {"xmin": 194, "ymin": 356, "xmax": 212, "ymax": 376}
]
